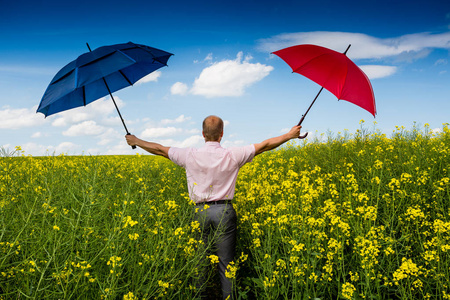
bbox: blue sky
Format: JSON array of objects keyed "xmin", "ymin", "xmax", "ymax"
[{"xmin": 1, "ymin": 0, "xmax": 450, "ymax": 155}]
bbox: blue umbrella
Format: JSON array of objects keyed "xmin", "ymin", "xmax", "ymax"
[{"xmin": 37, "ymin": 42, "xmax": 173, "ymax": 148}]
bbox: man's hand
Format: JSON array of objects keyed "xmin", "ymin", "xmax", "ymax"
[
  {"xmin": 254, "ymin": 125, "xmax": 302, "ymax": 156},
  {"xmin": 125, "ymin": 134, "xmax": 170, "ymax": 158},
  {"xmin": 287, "ymin": 125, "xmax": 302, "ymax": 139},
  {"xmin": 125, "ymin": 134, "xmax": 138, "ymax": 147}
]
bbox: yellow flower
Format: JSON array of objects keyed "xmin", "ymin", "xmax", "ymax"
[
  {"xmin": 384, "ymin": 247, "xmax": 395, "ymax": 256},
  {"xmin": 341, "ymin": 282, "xmax": 356, "ymax": 299},
  {"xmin": 190, "ymin": 221, "xmax": 200, "ymax": 231},
  {"xmin": 122, "ymin": 216, "xmax": 138, "ymax": 228},
  {"xmin": 128, "ymin": 233, "xmax": 139, "ymax": 240},
  {"xmin": 158, "ymin": 280, "xmax": 170, "ymax": 289},
  {"xmin": 373, "ymin": 159, "xmax": 383, "ymax": 170},
  {"xmin": 276, "ymin": 259, "xmax": 286, "ymax": 269},
  {"xmin": 209, "ymin": 255, "xmax": 219, "ymax": 264},
  {"xmin": 225, "ymin": 262, "xmax": 237, "ymax": 279},
  {"xmin": 53, "ymin": 225, "xmax": 60, "ymax": 231},
  {"xmin": 123, "ymin": 291, "xmax": 138, "ymax": 300},
  {"xmin": 349, "ymin": 271, "xmax": 359, "ymax": 282},
  {"xmin": 393, "ymin": 258, "xmax": 422, "ymax": 285},
  {"xmin": 107, "ymin": 256, "xmax": 122, "ymax": 268},
  {"xmin": 405, "ymin": 206, "xmax": 425, "ymax": 221},
  {"xmin": 166, "ymin": 200, "xmax": 178, "ymax": 210}
]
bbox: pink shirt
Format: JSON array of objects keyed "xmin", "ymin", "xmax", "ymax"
[{"xmin": 168, "ymin": 142, "xmax": 255, "ymax": 203}]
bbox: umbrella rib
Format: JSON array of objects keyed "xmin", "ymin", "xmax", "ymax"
[
  {"xmin": 74, "ymin": 67, "xmax": 79, "ymax": 89},
  {"xmin": 293, "ymin": 53, "xmax": 348, "ymax": 99},
  {"xmin": 338, "ymin": 45, "xmax": 351, "ymax": 100},
  {"xmin": 82, "ymin": 86, "xmax": 86, "ymax": 106},
  {"xmin": 50, "ymin": 69, "xmax": 75, "ymax": 85},
  {"xmin": 292, "ymin": 53, "xmax": 329, "ymax": 74},
  {"xmin": 119, "ymin": 70, "xmax": 133, "ymax": 86},
  {"xmin": 134, "ymin": 43, "xmax": 173, "ymax": 66},
  {"xmin": 338, "ymin": 62, "xmax": 350, "ymax": 100},
  {"xmin": 152, "ymin": 57, "xmax": 169, "ymax": 66},
  {"xmin": 80, "ymin": 52, "xmax": 121, "ymax": 68}
]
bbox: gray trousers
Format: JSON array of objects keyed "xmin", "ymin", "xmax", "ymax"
[{"xmin": 194, "ymin": 202, "xmax": 237, "ymax": 300}]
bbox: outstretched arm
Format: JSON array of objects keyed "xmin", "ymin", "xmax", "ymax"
[
  {"xmin": 253, "ymin": 125, "xmax": 301, "ymax": 156},
  {"xmin": 125, "ymin": 135, "xmax": 170, "ymax": 159}
]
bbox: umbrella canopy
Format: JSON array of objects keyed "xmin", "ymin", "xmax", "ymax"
[
  {"xmin": 273, "ymin": 44, "xmax": 376, "ymax": 118},
  {"xmin": 37, "ymin": 42, "xmax": 173, "ymax": 118}
]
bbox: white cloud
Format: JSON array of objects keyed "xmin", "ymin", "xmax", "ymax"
[
  {"xmin": 141, "ymin": 127, "xmax": 182, "ymax": 139},
  {"xmin": 257, "ymin": 31, "xmax": 450, "ymax": 79},
  {"xmin": 179, "ymin": 135, "xmax": 204, "ymax": 148},
  {"xmin": 258, "ymin": 31, "xmax": 450, "ymax": 60},
  {"xmin": 204, "ymin": 53, "xmax": 213, "ymax": 63},
  {"xmin": 0, "ymin": 106, "xmax": 46, "ymax": 129},
  {"xmin": 170, "ymin": 82, "xmax": 189, "ymax": 95},
  {"xmin": 435, "ymin": 59, "xmax": 448, "ymax": 66},
  {"xmin": 190, "ymin": 52, "xmax": 274, "ymax": 98},
  {"xmin": 52, "ymin": 118, "xmax": 68, "ymax": 127},
  {"xmin": 222, "ymin": 140, "xmax": 246, "ymax": 147},
  {"xmin": 97, "ymin": 128, "xmax": 121, "ymax": 146},
  {"xmin": 158, "ymin": 135, "xmax": 204, "ymax": 148},
  {"xmin": 161, "ymin": 115, "xmax": 191, "ymax": 125},
  {"xmin": 105, "ymin": 142, "xmax": 133, "ymax": 155},
  {"xmin": 18, "ymin": 141, "xmax": 80, "ymax": 156},
  {"xmin": 55, "ymin": 142, "xmax": 80, "ymax": 154},
  {"xmin": 20, "ymin": 142, "xmax": 53, "ymax": 156},
  {"xmin": 431, "ymin": 128, "xmax": 442, "ymax": 134},
  {"xmin": 186, "ymin": 128, "xmax": 201, "ymax": 134},
  {"xmin": 135, "ymin": 71, "xmax": 161, "ymax": 85},
  {"xmin": 359, "ymin": 65, "xmax": 397, "ymax": 79},
  {"xmin": 62, "ymin": 120, "xmax": 106, "ymax": 136},
  {"xmin": 194, "ymin": 53, "xmax": 213, "ymax": 64},
  {"xmin": 101, "ymin": 116, "xmax": 123, "ymax": 127},
  {"xmin": 31, "ymin": 132, "xmax": 43, "ymax": 138},
  {"xmin": 52, "ymin": 111, "xmax": 92, "ymax": 126},
  {"xmin": 50, "ymin": 97, "xmax": 123, "ymax": 127}
]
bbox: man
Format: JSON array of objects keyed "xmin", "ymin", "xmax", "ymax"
[{"xmin": 125, "ymin": 116, "xmax": 301, "ymax": 299}]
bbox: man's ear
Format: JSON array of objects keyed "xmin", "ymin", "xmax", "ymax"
[{"xmin": 202, "ymin": 131, "xmax": 205, "ymax": 138}]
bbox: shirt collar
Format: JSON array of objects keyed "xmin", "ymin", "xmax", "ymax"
[{"xmin": 204, "ymin": 141, "xmax": 222, "ymax": 148}]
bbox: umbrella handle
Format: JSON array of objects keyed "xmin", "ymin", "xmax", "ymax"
[
  {"xmin": 127, "ymin": 133, "xmax": 137, "ymax": 149},
  {"xmin": 298, "ymin": 131, "xmax": 308, "ymax": 139}
]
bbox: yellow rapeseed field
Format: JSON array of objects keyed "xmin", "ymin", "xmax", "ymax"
[{"xmin": 1, "ymin": 122, "xmax": 449, "ymax": 299}]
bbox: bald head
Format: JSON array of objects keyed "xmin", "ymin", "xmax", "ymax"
[{"xmin": 202, "ymin": 115, "xmax": 224, "ymax": 142}]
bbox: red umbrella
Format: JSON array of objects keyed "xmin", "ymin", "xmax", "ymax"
[{"xmin": 273, "ymin": 44, "xmax": 376, "ymax": 138}]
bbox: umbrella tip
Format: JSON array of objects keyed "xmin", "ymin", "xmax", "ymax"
[
  {"xmin": 344, "ymin": 44, "xmax": 351, "ymax": 55},
  {"xmin": 86, "ymin": 43, "xmax": 92, "ymax": 52}
]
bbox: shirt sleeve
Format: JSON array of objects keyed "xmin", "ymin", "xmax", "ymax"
[
  {"xmin": 168, "ymin": 147, "xmax": 189, "ymax": 168},
  {"xmin": 230, "ymin": 144, "xmax": 256, "ymax": 168}
]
